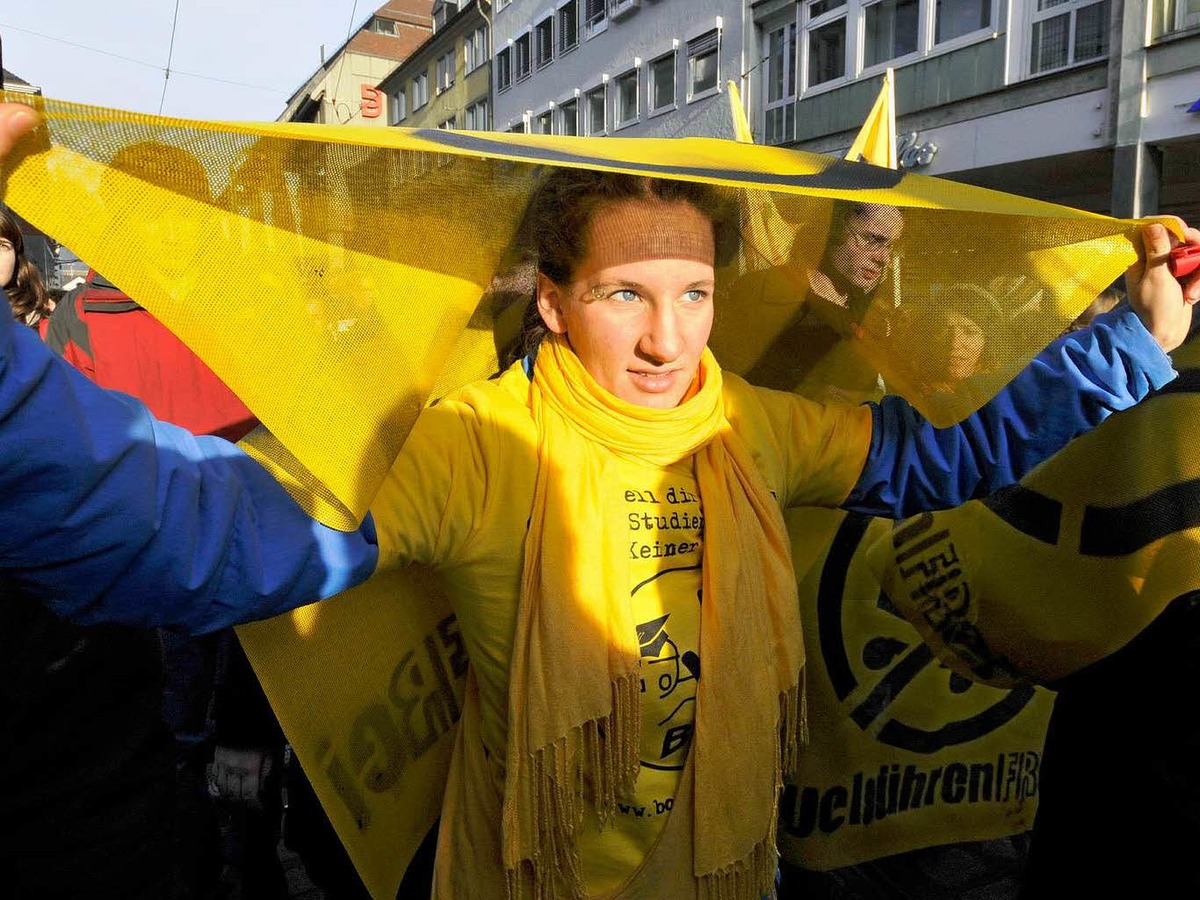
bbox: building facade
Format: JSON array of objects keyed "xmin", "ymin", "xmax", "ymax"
[
  {"xmin": 746, "ymin": 0, "xmax": 1200, "ymax": 219},
  {"xmin": 378, "ymin": 0, "xmax": 493, "ymax": 130},
  {"xmin": 279, "ymin": 1, "xmax": 435, "ymax": 125},
  {"xmin": 1, "ymin": 67, "xmax": 40, "ymax": 98},
  {"xmin": 491, "ymin": 0, "xmax": 742, "ymax": 137}
]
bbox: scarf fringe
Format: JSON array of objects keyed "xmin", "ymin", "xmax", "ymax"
[
  {"xmin": 506, "ymin": 672, "xmax": 642, "ymax": 900},
  {"xmin": 698, "ymin": 838, "xmax": 781, "ymax": 900},
  {"xmin": 694, "ymin": 675, "xmax": 805, "ymax": 900},
  {"xmin": 784, "ymin": 667, "xmax": 809, "ymax": 775}
]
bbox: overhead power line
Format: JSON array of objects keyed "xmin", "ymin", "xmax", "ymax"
[
  {"xmin": 158, "ymin": 0, "xmax": 182, "ymax": 114},
  {"xmin": 0, "ymin": 21, "xmax": 290, "ymax": 95},
  {"xmin": 329, "ymin": 0, "xmax": 362, "ymax": 124}
]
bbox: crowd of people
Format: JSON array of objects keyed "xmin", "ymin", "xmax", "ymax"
[{"xmin": 2, "ymin": 100, "xmax": 1200, "ymax": 900}]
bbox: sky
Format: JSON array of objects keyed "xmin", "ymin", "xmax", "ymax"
[{"xmin": 1, "ymin": 0, "xmax": 377, "ymax": 121}]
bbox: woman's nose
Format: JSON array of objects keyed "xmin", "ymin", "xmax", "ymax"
[{"xmin": 640, "ymin": 304, "xmax": 683, "ymax": 362}]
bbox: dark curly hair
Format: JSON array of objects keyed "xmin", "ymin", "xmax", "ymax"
[
  {"xmin": 1, "ymin": 208, "xmax": 52, "ymax": 328},
  {"xmin": 509, "ymin": 169, "xmax": 736, "ymax": 363}
]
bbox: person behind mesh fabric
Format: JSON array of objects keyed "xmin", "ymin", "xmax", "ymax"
[
  {"xmin": 892, "ymin": 282, "xmax": 1002, "ymax": 395},
  {"xmin": 744, "ymin": 202, "xmax": 904, "ymax": 403}
]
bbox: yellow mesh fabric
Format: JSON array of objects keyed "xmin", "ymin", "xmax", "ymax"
[{"xmin": 0, "ymin": 92, "xmax": 1179, "ymax": 897}]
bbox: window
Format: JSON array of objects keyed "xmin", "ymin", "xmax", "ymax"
[
  {"xmin": 465, "ymin": 97, "xmax": 490, "ymax": 130},
  {"xmin": 496, "ymin": 0, "xmax": 511, "ymax": 9},
  {"xmin": 496, "ymin": 46, "xmax": 512, "ymax": 92},
  {"xmin": 432, "ymin": 1, "xmax": 460, "ymax": 32},
  {"xmin": 514, "ymin": 32, "xmax": 533, "ymax": 81},
  {"xmin": 687, "ymin": 30, "xmax": 720, "ymax": 99},
  {"xmin": 464, "ymin": 25, "xmax": 489, "ymax": 73},
  {"xmin": 584, "ymin": 0, "xmax": 607, "ymax": 37},
  {"xmin": 534, "ymin": 110, "xmax": 554, "ymax": 133},
  {"xmin": 793, "ymin": 0, "xmax": 994, "ymax": 91},
  {"xmin": 805, "ymin": 0, "xmax": 848, "ymax": 87},
  {"xmin": 648, "ymin": 52, "xmax": 676, "ymax": 113},
  {"xmin": 584, "ymin": 83, "xmax": 606, "ymax": 134},
  {"xmin": 436, "ymin": 52, "xmax": 455, "ymax": 94},
  {"xmin": 411, "ymin": 72, "xmax": 429, "ymax": 109},
  {"xmin": 1151, "ymin": 0, "xmax": 1200, "ymax": 36},
  {"xmin": 370, "ymin": 16, "xmax": 399, "ymax": 35},
  {"xmin": 614, "ymin": 69, "xmax": 639, "ymax": 127},
  {"xmin": 559, "ymin": 1, "xmax": 580, "ymax": 52},
  {"xmin": 935, "ymin": 0, "xmax": 991, "ymax": 43},
  {"xmin": 1029, "ymin": 0, "xmax": 1110, "ymax": 74},
  {"xmin": 608, "ymin": 0, "xmax": 640, "ymax": 18},
  {"xmin": 863, "ymin": 0, "xmax": 919, "ymax": 67},
  {"xmin": 389, "ymin": 86, "xmax": 407, "ymax": 125},
  {"xmin": 764, "ymin": 19, "xmax": 797, "ymax": 144},
  {"xmin": 535, "ymin": 17, "xmax": 554, "ymax": 69},
  {"xmin": 558, "ymin": 97, "xmax": 579, "ymax": 134},
  {"xmin": 438, "ymin": 114, "xmax": 457, "ymax": 130},
  {"xmin": 507, "ymin": 120, "xmax": 526, "ymax": 134}
]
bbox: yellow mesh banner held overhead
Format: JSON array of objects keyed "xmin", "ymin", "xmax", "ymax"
[{"xmin": 0, "ymin": 93, "xmax": 1176, "ymax": 897}]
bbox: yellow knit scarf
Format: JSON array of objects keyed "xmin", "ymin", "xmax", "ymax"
[{"xmin": 502, "ymin": 336, "xmax": 805, "ymax": 898}]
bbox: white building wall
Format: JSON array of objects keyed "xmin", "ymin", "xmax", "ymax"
[
  {"xmin": 910, "ymin": 89, "xmax": 1111, "ymax": 176},
  {"xmin": 1143, "ymin": 68, "xmax": 1200, "ymax": 145},
  {"xmin": 748, "ymin": 0, "xmax": 1200, "ymax": 215},
  {"xmin": 491, "ymin": 0, "xmax": 744, "ymax": 137}
]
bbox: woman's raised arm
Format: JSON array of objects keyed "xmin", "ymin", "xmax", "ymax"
[
  {"xmin": 0, "ymin": 273, "xmax": 378, "ymax": 634},
  {"xmin": 846, "ymin": 222, "xmax": 1200, "ymax": 517}
]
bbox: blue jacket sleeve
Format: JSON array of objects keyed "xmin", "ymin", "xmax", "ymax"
[
  {"xmin": 0, "ymin": 310, "xmax": 378, "ymax": 634},
  {"xmin": 844, "ymin": 306, "xmax": 1176, "ymax": 518}
]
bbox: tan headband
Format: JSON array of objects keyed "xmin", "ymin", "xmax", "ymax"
[{"xmin": 582, "ymin": 199, "xmax": 716, "ymax": 271}]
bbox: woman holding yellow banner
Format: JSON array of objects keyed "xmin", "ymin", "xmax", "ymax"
[{"xmin": 0, "ymin": 103, "xmax": 1198, "ymax": 899}]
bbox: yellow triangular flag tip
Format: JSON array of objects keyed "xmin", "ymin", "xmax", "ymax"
[
  {"xmin": 846, "ymin": 68, "xmax": 897, "ymax": 168},
  {"xmin": 728, "ymin": 80, "xmax": 753, "ymax": 144}
]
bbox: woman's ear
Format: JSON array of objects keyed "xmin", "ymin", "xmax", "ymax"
[{"xmin": 536, "ymin": 271, "xmax": 569, "ymax": 335}]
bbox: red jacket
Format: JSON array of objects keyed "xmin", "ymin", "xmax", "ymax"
[{"xmin": 46, "ymin": 271, "xmax": 256, "ymax": 441}]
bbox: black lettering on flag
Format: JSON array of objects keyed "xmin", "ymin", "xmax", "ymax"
[
  {"xmin": 850, "ymin": 643, "xmax": 935, "ymax": 729},
  {"xmin": 875, "ymin": 684, "xmax": 1037, "ymax": 753},
  {"xmin": 819, "ymin": 513, "xmax": 873, "ymax": 701},
  {"xmin": 981, "ymin": 484, "xmax": 1062, "ymax": 545},
  {"xmin": 1080, "ymin": 477, "xmax": 1200, "ymax": 557}
]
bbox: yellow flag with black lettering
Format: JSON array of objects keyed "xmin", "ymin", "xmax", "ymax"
[
  {"xmin": 780, "ymin": 507, "xmax": 1053, "ymax": 869},
  {"xmin": 872, "ymin": 343, "xmax": 1200, "ymax": 687}
]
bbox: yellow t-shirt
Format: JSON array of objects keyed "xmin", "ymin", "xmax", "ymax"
[
  {"xmin": 370, "ymin": 360, "xmax": 873, "ymax": 896},
  {"xmin": 575, "ymin": 456, "xmax": 704, "ymax": 893}
]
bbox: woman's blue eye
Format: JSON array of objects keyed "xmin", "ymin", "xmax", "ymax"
[
  {"xmin": 612, "ymin": 289, "xmax": 640, "ymax": 302},
  {"xmin": 683, "ymin": 289, "xmax": 707, "ymax": 303}
]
